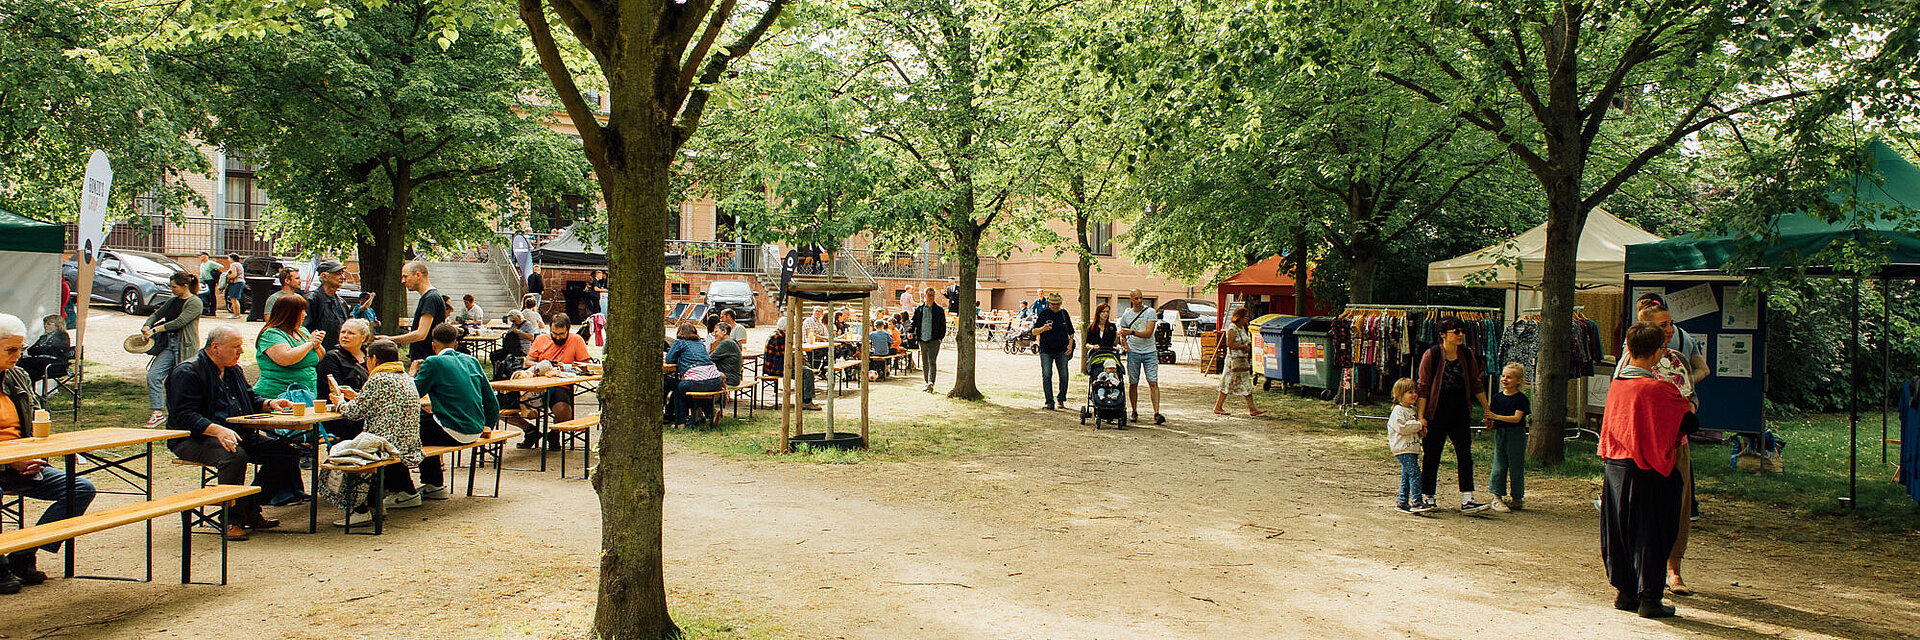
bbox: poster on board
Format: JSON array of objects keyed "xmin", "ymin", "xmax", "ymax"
[
  {"xmin": 1716, "ymin": 333, "xmax": 1754, "ymax": 378},
  {"xmin": 1722, "ymin": 286, "xmax": 1759, "ymax": 330},
  {"xmin": 1665, "ymin": 283, "xmax": 1719, "ymax": 323}
]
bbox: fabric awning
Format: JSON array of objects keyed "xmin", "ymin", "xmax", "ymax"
[
  {"xmin": 1427, "ymin": 208, "xmax": 1663, "ymax": 290},
  {"xmin": 0, "ymin": 209, "xmax": 64, "ymax": 253}
]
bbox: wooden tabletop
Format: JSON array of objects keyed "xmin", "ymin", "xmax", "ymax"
[
  {"xmin": 0, "ymin": 428, "xmax": 186, "ymax": 465},
  {"xmin": 800, "ymin": 342, "xmax": 831, "ymax": 351},
  {"xmin": 461, "ymin": 332, "xmax": 503, "ymax": 342},
  {"xmin": 226, "ymin": 410, "xmax": 343, "ymax": 428},
  {"xmin": 491, "ymin": 374, "xmax": 602, "ymax": 392}
]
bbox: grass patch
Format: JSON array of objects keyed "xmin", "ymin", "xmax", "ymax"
[
  {"xmin": 674, "ymin": 610, "xmax": 783, "ymax": 640},
  {"xmin": 47, "ymin": 367, "xmax": 153, "ymax": 434}
]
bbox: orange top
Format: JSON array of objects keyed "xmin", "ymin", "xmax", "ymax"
[
  {"xmin": 0, "ymin": 395, "xmax": 18, "ymax": 440},
  {"xmin": 529, "ymin": 332, "xmax": 591, "ymax": 365}
]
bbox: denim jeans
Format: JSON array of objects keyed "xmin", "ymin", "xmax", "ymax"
[
  {"xmin": 671, "ymin": 377, "xmax": 725, "ymax": 425},
  {"xmin": 0, "ymin": 467, "xmax": 97, "ymax": 552},
  {"xmin": 1039, "ymin": 350, "xmax": 1070, "ymax": 406},
  {"xmin": 920, "ymin": 340, "xmax": 942, "ymax": 385},
  {"xmin": 1490, "ymin": 428, "xmax": 1528, "ymax": 501},
  {"xmin": 1395, "ymin": 453, "xmax": 1420, "ymax": 506},
  {"xmin": 145, "ymin": 341, "xmax": 185, "ymax": 412}
]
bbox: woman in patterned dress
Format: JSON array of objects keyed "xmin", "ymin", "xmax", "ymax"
[
  {"xmin": 323, "ymin": 339, "xmax": 424, "ymax": 523},
  {"xmin": 1213, "ymin": 308, "xmax": 1266, "ymax": 417}
]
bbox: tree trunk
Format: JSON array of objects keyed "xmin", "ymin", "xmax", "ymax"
[
  {"xmin": 1075, "ymin": 210, "xmax": 1093, "ymax": 324},
  {"xmin": 1292, "ymin": 229, "xmax": 1310, "ymax": 315},
  {"xmin": 358, "ymin": 205, "xmax": 409, "ymax": 334},
  {"xmin": 591, "ymin": 123, "xmax": 677, "ymax": 638},
  {"xmin": 1347, "ymin": 249, "xmax": 1380, "ymax": 305},
  {"xmin": 949, "ymin": 224, "xmax": 985, "ymax": 400},
  {"xmin": 1527, "ymin": 173, "xmax": 1586, "ymax": 466}
]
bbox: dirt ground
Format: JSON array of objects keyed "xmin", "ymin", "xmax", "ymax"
[{"xmin": 10, "ymin": 308, "xmax": 1920, "ymax": 639}]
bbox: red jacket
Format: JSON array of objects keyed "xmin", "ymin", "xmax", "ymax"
[{"xmin": 1599, "ymin": 376, "xmax": 1692, "ymax": 475}]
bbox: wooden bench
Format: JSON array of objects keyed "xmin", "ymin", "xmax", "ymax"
[
  {"xmin": 683, "ymin": 389, "xmax": 730, "ymax": 429},
  {"xmin": 0, "ymin": 485, "xmax": 259, "ymax": 585},
  {"xmin": 317, "ymin": 458, "xmax": 406, "ymax": 535},
  {"xmin": 546, "ymin": 415, "xmax": 598, "ymax": 479},
  {"xmin": 421, "ymin": 429, "xmax": 521, "ymax": 498}
]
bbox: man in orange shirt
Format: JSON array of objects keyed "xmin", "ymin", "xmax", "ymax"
[
  {"xmin": 0, "ymin": 314, "xmax": 96, "ymax": 593},
  {"xmin": 1599, "ymin": 321, "xmax": 1696, "ymax": 619},
  {"xmin": 511, "ymin": 313, "xmax": 591, "ymax": 450}
]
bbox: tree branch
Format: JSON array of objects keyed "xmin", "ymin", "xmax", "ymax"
[
  {"xmin": 520, "ymin": 0, "xmax": 605, "ymax": 165},
  {"xmin": 673, "ymin": 0, "xmax": 788, "ymax": 149},
  {"xmin": 673, "ymin": 0, "xmax": 736, "ymax": 107},
  {"xmin": 1583, "ymin": 90, "xmax": 1813, "ymax": 211}
]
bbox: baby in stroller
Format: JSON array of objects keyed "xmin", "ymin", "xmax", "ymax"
[{"xmin": 1080, "ymin": 348, "xmax": 1128, "ymax": 428}]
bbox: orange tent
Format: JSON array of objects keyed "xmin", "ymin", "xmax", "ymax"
[{"xmin": 1215, "ymin": 255, "xmax": 1331, "ymax": 322}]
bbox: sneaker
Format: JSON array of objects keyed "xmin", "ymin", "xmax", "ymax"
[
  {"xmin": 1154, "ymin": 413, "xmax": 1166, "ymax": 425},
  {"xmin": 332, "ymin": 510, "xmax": 377, "ymax": 528},
  {"xmin": 145, "ymin": 411, "xmax": 167, "ymax": 428},
  {"xmin": 421, "ymin": 484, "xmax": 451, "ymax": 500},
  {"xmin": 383, "ymin": 491, "xmax": 423, "ymax": 509},
  {"xmin": 1410, "ymin": 498, "xmax": 1437, "ymax": 514},
  {"xmin": 1395, "ymin": 503, "xmax": 1414, "ymax": 514},
  {"xmin": 1461, "ymin": 500, "xmax": 1492, "ymax": 514},
  {"xmin": 1507, "ymin": 497, "xmax": 1524, "ymax": 510},
  {"xmin": 0, "ymin": 571, "xmax": 19, "ymax": 595},
  {"xmin": 1490, "ymin": 497, "xmax": 1511, "ymax": 513}
]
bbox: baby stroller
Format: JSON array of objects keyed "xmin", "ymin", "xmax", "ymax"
[
  {"xmin": 1154, "ymin": 321, "xmax": 1177, "ymax": 364},
  {"xmin": 1003, "ymin": 316, "xmax": 1038, "ymax": 354},
  {"xmin": 1080, "ymin": 348, "xmax": 1128, "ymax": 429}
]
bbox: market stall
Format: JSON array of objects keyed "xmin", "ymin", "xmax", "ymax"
[
  {"xmin": 1214, "ymin": 255, "xmax": 1331, "ymax": 323},
  {"xmin": 1625, "ymin": 140, "xmax": 1920, "ymax": 507},
  {"xmin": 0, "ymin": 210, "xmax": 63, "ymax": 330}
]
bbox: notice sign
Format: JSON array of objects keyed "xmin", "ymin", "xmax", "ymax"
[
  {"xmin": 1665, "ymin": 283, "xmax": 1719, "ymax": 323},
  {"xmin": 1721, "ymin": 286, "xmax": 1759, "ymax": 330},
  {"xmin": 1716, "ymin": 333, "xmax": 1754, "ymax": 378},
  {"xmin": 1299, "ymin": 342, "xmax": 1320, "ymax": 378}
]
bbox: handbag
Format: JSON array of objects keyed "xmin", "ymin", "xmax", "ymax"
[
  {"xmin": 271, "ymin": 383, "xmax": 320, "ymax": 441},
  {"xmin": 144, "ymin": 297, "xmax": 187, "ymax": 355}
]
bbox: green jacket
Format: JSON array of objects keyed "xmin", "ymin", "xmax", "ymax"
[{"xmin": 414, "ymin": 348, "xmax": 498, "ymax": 437}]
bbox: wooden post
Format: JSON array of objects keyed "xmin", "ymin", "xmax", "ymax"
[
  {"xmin": 860, "ymin": 297, "xmax": 871, "ymax": 445},
  {"xmin": 781, "ymin": 300, "xmax": 797, "ymax": 453}
]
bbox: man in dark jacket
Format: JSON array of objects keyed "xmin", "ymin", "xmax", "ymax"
[
  {"xmin": 305, "ymin": 260, "xmax": 351, "ymax": 350},
  {"xmin": 911, "ymin": 287, "xmax": 947, "ymax": 393},
  {"xmin": 167, "ymin": 325, "xmax": 297, "ymax": 540},
  {"xmin": 1031, "ymin": 292, "xmax": 1074, "ymax": 409},
  {"xmin": 0, "ymin": 314, "xmax": 95, "ymax": 592}
]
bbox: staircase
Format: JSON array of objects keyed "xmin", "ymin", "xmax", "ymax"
[{"xmin": 407, "ymin": 259, "xmax": 521, "ymax": 322}]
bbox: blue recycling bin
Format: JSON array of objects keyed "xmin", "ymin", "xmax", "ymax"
[{"xmin": 1259, "ymin": 316, "xmax": 1312, "ymax": 391}]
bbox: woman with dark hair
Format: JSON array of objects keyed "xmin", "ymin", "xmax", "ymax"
[
  {"xmin": 1084, "ymin": 302, "xmax": 1117, "ymax": 353},
  {"xmin": 143, "ymin": 272, "xmax": 203, "ymax": 427},
  {"xmin": 664, "ymin": 321, "xmax": 725, "ymax": 426},
  {"xmin": 255, "ymin": 294, "xmax": 325, "ymax": 399},
  {"xmin": 1415, "ymin": 316, "xmax": 1492, "ymax": 514}
]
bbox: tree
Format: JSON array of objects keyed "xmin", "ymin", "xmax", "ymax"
[
  {"xmin": 1304, "ymin": 0, "xmax": 1875, "ymax": 463},
  {"xmin": 164, "ymin": 1, "xmax": 592, "ymax": 329},
  {"xmin": 0, "ymin": 0, "xmax": 207, "ymax": 222}
]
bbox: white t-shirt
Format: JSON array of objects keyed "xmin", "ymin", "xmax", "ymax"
[{"xmin": 1116, "ymin": 306, "xmax": 1159, "ymax": 354}]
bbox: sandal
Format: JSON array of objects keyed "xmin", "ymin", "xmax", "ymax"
[
  {"xmin": 1213, "ymin": 409, "xmax": 1231, "ymax": 416},
  {"xmin": 1249, "ymin": 409, "xmax": 1268, "ymax": 417}
]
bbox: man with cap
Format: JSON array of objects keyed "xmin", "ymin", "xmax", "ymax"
[
  {"xmin": 1031, "ymin": 291, "xmax": 1074, "ymax": 410},
  {"xmin": 305, "ymin": 260, "xmax": 351, "ymax": 350}
]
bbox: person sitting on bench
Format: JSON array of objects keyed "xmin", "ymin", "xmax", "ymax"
[
  {"xmin": 508, "ymin": 313, "xmax": 589, "ymax": 450},
  {"xmin": 868, "ymin": 320, "xmax": 894, "ymax": 381},
  {"xmin": 709, "ymin": 323, "xmax": 742, "ymax": 388},
  {"xmin": 166, "ymin": 325, "xmax": 298, "ymax": 541},
  {"xmin": 412, "ymin": 323, "xmax": 499, "ymax": 499},
  {"xmin": 0, "ymin": 313, "xmax": 95, "ymax": 592},
  {"xmin": 664, "ymin": 322, "xmax": 724, "ymax": 426},
  {"xmin": 327, "ymin": 339, "xmax": 424, "ymax": 525},
  {"xmin": 762, "ymin": 329, "xmax": 819, "ymax": 411}
]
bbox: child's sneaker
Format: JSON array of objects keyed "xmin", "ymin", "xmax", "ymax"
[
  {"xmin": 1462, "ymin": 499, "xmax": 1492, "ymax": 514},
  {"xmin": 1395, "ymin": 503, "xmax": 1414, "ymax": 514},
  {"xmin": 1490, "ymin": 497, "xmax": 1512, "ymax": 513}
]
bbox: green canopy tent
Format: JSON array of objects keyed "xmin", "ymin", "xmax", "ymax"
[
  {"xmin": 0, "ymin": 209, "xmax": 67, "ymax": 341},
  {"xmin": 1626, "ymin": 140, "xmax": 1920, "ymax": 509}
]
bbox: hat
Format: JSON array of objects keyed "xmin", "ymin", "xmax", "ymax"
[
  {"xmin": 317, "ymin": 260, "xmax": 348, "ymax": 274},
  {"xmin": 123, "ymin": 333, "xmax": 153, "ymax": 354},
  {"xmin": 1045, "ymin": 292, "xmax": 1063, "ymax": 305}
]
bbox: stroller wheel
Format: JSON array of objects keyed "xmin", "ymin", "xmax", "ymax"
[{"xmin": 1116, "ymin": 414, "xmax": 1127, "ymax": 430}]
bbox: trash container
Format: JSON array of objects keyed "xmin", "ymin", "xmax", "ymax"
[
  {"xmin": 1258, "ymin": 316, "xmax": 1309, "ymax": 391},
  {"xmin": 1291, "ymin": 317, "xmax": 1339, "ymax": 396},
  {"xmin": 244, "ymin": 276, "xmax": 278, "ymax": 322}
]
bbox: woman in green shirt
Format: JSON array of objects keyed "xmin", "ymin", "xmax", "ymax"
[{"xmin": 255, "ymin": 295, "xmax": 327, "ymax": 398}]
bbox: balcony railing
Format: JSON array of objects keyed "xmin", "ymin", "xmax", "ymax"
[
  {"xmin": 63, "ymin": 215, "xmax": 295, "ymax": 258},
  {"xmin": 670, "ymin": 240, "xmax": 764, "ymax": 274}
]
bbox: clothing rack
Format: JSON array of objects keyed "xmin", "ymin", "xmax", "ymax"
[{"xmin": 1335, "ymin": 304, "xmax": 1502, "ymax": 427}]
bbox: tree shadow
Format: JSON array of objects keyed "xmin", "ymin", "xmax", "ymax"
[{"xmin": 1655, "ymin": 590, "xmax": 1918, "ymax": 639}]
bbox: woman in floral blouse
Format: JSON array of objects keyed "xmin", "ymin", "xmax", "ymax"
[
  {"xmin": 324, "ymin": 339, "xmax": 423, "ymax": 523},
  {"xmin": 1213, "ymin": 308, "xmax": 1265, "ymax": 417}
]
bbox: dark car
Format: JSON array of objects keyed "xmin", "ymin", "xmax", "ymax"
[
  {"xmin": 703, "ymin": 279, "xmax": 759, "ymax": 327},
  {"xmin": 1160, "ymin": 298, "xmax": 1218, "ymax": 333},
  {"xmin": 63, "ymin": 249, "xmax": 190, "ymax": 315}
]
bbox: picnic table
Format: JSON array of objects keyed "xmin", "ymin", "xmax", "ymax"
[
  {"xmin": 491, "ymin": 373, "xmax": 601, "ymax": 472},
  {"xmin": 226, "ymin": 409, "xmax": 343, "ymax": 534},
  {"xmin": 0, "ymin": 427, "xmax": 186, "ymax": 580}
]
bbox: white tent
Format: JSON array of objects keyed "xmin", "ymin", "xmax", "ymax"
[
  {"xmin": 1426, "ymin": 208, "xmax": 1663, "ymax": 291},
  {"xmin": 0, "ymin": 210, "xmax": 65, "ymax": 338}
]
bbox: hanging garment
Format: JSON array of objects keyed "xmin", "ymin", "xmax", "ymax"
[{"xmin": 1901, "ymin": 379, "xmax": 1920, "ymax": 503}]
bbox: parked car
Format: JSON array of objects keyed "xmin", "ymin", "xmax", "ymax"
[
  {"xmin": 1160, "ymin": 298, "xmax": 1218, "ymax": 333},
  {"xmin": 63, "ymin": 249, "xmax": 190, "ymax": 315},
  {"xmin": 703, "ymin": 279, "xmax": 759, "ymax": 327}
]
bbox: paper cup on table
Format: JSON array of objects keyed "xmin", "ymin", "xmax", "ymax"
[
  {"xmin": 30, "ymin": 409, "xmax": 51, "ymax": 438},
  {"xmin": 292, "ymin": 403, "xmax": 308, "ymax": 417},
  {"xmin": 313, "ymin": 399, "xmax": 327, "ymax": 413}
]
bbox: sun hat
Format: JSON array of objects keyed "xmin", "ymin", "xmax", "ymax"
[
  {"xmin": 123, "ymin": 333, "xmax": 154, "ymax": 354},
  {"xmin": 1045, "ymin": 292, "xmax": 1063, "ymax": 305}
]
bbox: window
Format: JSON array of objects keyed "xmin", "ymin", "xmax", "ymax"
[
  {"xmin": 670, "ymin": 282, "xmax": 691, "ymax": 296},
  {"xmin": 1087, "ymin": 222, "xmax": 1114, "ymax": 256},
  {"xmin": 224, "ymin": 158, "xmax": 270, "ymax": 220},
  {"xmin": 1096, "ymin": 295, "xmax": 1111, "ymax": 310},
  {"xmin": 714, "ymin": 205, "xmax": 737, "ymax": 243},
  {"xmin": 536, "ymin": 195, "xmax": 589, "ymax": 231}
]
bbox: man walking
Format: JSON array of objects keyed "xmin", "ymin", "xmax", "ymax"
[
  {"xmin": 1032, "ymin": 292, "xmax": 1073, "ymax": 410},
  {"xmin": 911, "ymin": 287, "xmax": 946, "ymax": 393},
  {"xmin": 1117, "ymin": 289, "xmax": 1164, "ymax": 424}
]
